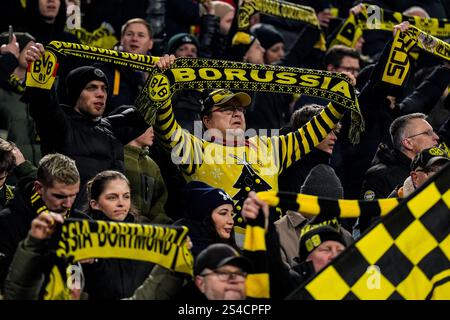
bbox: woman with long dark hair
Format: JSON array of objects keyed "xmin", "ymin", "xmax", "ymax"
[{"xmin": 82, "ymin": 170, "xmax": 154, "ymax": 300}]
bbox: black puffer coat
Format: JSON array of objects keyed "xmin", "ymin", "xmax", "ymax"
[{"xmin": 25, "ymin": 88, "xmax": 147, "ymax": 188}]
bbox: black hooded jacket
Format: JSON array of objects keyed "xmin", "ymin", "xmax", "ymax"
[
  {"xmin": 25, "ymin": 87, "xmax": 147, "ymax": 190},
  {"xmin": 360, "ymin": 143, "xmax": 412, "ymax": 200}
]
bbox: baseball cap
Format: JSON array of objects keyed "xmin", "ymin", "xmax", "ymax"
[
  {"xmin": 194, "ymin": 243, "xmax": 252, "ymax": 276},
  {"xmin": 201, "ymin": 89, "xmax": 252, "ymax": 115},
  {"xmin": 411, "ymin": 147, "xmax": 450, "ymax": 171}
]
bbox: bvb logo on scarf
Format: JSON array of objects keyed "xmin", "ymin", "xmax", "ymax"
[{"xmin": 25, "ymin": 51, "xmax": 59, "ymax": 90}]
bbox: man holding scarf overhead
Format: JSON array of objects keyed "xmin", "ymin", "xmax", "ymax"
[{"xmin": 143, "ymin": 54, "xmax": 357, "ymax": 232}]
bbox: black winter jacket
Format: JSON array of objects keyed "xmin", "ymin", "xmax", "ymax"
[
  {"xmin": 360, "ymin": 143, "xmax": 411, "ymax": 200},
  {"xmin": 25, "ymin": 87, "xmax": 147, "ymax": 188},
  {"xmin": 82, "ymin": 210, "xmax": 154, "ymax": 300},
  {"xmin": 278, "ymin": 148, "xmax": 331, "ymax": 193},
  {"xmin": 0, "ymin": 161, "xmax": 44, "ymax": 290}
]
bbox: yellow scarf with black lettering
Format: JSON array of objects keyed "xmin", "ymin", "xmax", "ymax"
[
  {"xmin": 235, "ymin": 0, "xmax": 326, "ymax": 51},
  {"xmin": 136, "ymin": 58, "xmax": 363, "ymax": 143},
  {"xmin": 330, "ymin": 3, "xmax": 450, "ymax": 48},
  {"xmin": 44, "ymin": 218, "xmax": 193, "ymax": 300},
  {"xmin": 69, "ymin": 23, "xmax": 119, "ymax": 50},
  {"xmin": 381, "ymin": 25, "xmax": 450, "ymax": 88},
  {"xmin": 26, "ymin": 41, "xmax": 363, "ymax": 142}
]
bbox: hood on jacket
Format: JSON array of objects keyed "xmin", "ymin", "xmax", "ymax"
[
  {"xmin": 370, "ymin": 143, "xmax": 410, "ymax": 167},
  {"xmin": 24, "ymin": 0, "xmax": 67, "ymax": 36}
]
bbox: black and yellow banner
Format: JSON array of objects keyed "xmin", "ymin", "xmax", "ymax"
[
  {"xmin": 136, "ymin": 58, "xmax": 364, "ymax": 143},
  {"xmin": 331, "ymin": 3, "xmax": 450, "ymax": 48},
  {"xmin": 25, "ymin": 41, "xmax": 160, "ymax": 90},
  {"xmin": 69, "ymin": 23, "xmax": 119, "ymax": 50},
  {"xmin": 381, "ymin": 26, "xmax": 450, "ymax": 88},
  {"xmin": 256, "ymin": 191, "xmax": 399, "ymax": 219},
  {"xmin": 237, "ymin": 0, "xmax": 319, "ymax": 31},
  {"xmin": 287, "ymin": 162, "xmax": 450, "ymax": 300},
  {"xmin": 44, "ymin": 219, "xmax": 193, "ymax": 299},
  {"xmin": 235, "ymin": 0, "xmax": 325, "ymax": 51}
]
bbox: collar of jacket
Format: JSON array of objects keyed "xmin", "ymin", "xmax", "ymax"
[
  {"xmin": 62, "ymin": 105, "xmax": 102, "ymax": 124},
  {"xmin": 125, "ymin": 144, "xmax": 149, "ymax": 158},
  {"xmin": 285, "ymin": 210, "xmax": 307, "ymax": 230}
]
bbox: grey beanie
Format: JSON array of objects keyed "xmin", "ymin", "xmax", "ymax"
[{"xmin": 300, "ymin": 164, "xmax": 344, "ymax": 199}]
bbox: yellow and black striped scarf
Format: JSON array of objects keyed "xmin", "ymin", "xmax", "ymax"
[
  {"xmin": 44, "ymin": 218, "xmax": 193, "ymax": 299},
  {"xmin": 243, "ymin": 207, "xmax": 270, "ymax": 299},
  {"xmin": 256, "ymin": 191, "xmax": 399, "ymax": 219}
]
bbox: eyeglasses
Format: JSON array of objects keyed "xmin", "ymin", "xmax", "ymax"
[
  {"xmin": 405, "ymin": 129, "xmax": 435, "ymax": 139},
  {"xmin": 210, "ymin": 105, "xmax": 246, "ymax": 116},
  {"xmin": 336, "ymin": 66, "xmax": 360, "ymax": 74},
  {"xmin": 200, "ymin": 270, "xmax": 247, "ymax": 282}
]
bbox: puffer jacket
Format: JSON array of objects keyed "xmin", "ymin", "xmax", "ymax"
[
  {"xmin": 360, "ymin": 143, "xmax": 412, "ymax": 201},
  {"xmin": 25, "ymin": 87, "xmax": 148, "ymax": 189}
]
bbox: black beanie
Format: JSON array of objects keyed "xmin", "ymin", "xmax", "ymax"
[
  {"xmin": 167, "ymin": 33, "xmax": 200, "ymax": 54},
  {"xmin": 183, "ymin": 181, "xmax": 234, "ymax": 221},
  {"xmin": 250, "ymin": 23, "xmax": 284, "ymax": 50},
  {"xmin": 65, "ymin": 66, "xmax": 109, "ymax": 107},
  {"xmin": 300, "ymin": 164, "xmax": 344, "ymax": 199},
  {"xmin": 229, "ymin": 31, "xmax": 257, "ymax": 61},
  {"xmin": 298, "ymin": 225, "xmax": 347, "ymax": 262}
]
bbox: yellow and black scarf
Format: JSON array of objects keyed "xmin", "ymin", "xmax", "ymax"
[
  {"xmin": 330, "ymin": 3, "xmax": 450, "ymax": 48},
  {"xmin": 44, "ymin": 218, "xmax": 193, "ymax": 299},
  {"xmin": 26, "ymin": 41, "xmax": 364, "ymax": 143},
  {"xmin": 234, "ymin": 0, "xmax": 326, "ymax": 51}
]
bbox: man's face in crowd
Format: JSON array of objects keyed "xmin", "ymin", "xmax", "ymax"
[
  {"xmin": 306, "ymin": 240, "xmax": 346, "ymax": 273},
  {"xmin": 402, "ymin": 118, "xmax": 439, "ymax": 155},
  {"xmin": 175, "ymin": 43, "xmax": 198, "ymax": 58},
  {"xmin": 75, "ymin": 80, "xmax": 107, "ymax": 119},
  {"xmin": 195, "ymin": 265, "xmax": 246, "ymax": 300},
  {"xmin": 244, "ymin": 39, "xmax": 265, "ymax": 65},
  {"xmin": 203, "ymin": 99, "xmax": 247, "ymax": 139},
  {"xmin": 34, "ymin": 180, "xmax": 80, "ymax": 216},
  {"xmin": 121, "ymin": 22, "xmax": 153, "ymax": 55},
  {"xmin": 329, "ymin": 56, "xmax": 360, "ymax": 77},
  {"xmin": 39, "ymin": 0, "xmax": 60, "ymax": 23}
]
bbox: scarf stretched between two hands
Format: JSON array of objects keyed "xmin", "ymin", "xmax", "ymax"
[
  {"xmin": 136, "ymin": 58, "xmax": 364, "ymax": 143},
  {"xmin": 23, "ymin": 41, "xmax": 364, "ymax": 142},
  {"xmin": 330, "ymin": 3, "xmax": 450, "ymax": 48},
  {"xmin": 234, "ymin": 0, "xmax": 326, "ymax": 51},
  {"xmin": 44, "ymin": 218, "xmax": 193, "ymax": 299}
]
